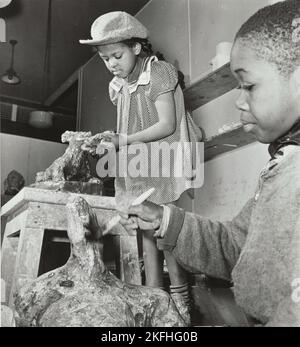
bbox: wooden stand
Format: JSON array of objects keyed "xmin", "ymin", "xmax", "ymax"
[{"xmin": 1, "ymin": 187, "xmax": 141, "ymax": 307}]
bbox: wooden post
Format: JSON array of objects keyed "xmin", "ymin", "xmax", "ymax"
[{"xmin": 118, "ymin": 234, "xmax": 141, "ymax": 285}]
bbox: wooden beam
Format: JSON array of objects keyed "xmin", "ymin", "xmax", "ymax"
[
  {"xmin": 76, "ymin": 67, "xmax": 84, "ymax": 131},
  {"xmin": 0, "ymin": 95, "xmax": 75, "ymax": 116},
  {"xmin": 44, "ymin": 69, "xmax": 79, "ymax": 106},
  {"xmin": 183, "ymin": 63, "xmax": 237, "ymax": 112},
  {"xmin": 44, "ymin": 53, "xmax": 98, "ymax": 109}
]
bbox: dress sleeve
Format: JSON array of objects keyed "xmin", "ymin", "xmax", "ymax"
[{"xmin": 148, "ymin": 61, "xmax": 179, "ymax": 101}]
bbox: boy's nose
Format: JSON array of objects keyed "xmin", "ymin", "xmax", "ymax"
[{"xmin": 235, "ymin": 90, "xmax": 249, "ymax": 111}]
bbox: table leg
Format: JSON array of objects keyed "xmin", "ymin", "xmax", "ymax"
[{"xmin": 119, "ymin": 234, "xmax": 141, "ymax": 285}]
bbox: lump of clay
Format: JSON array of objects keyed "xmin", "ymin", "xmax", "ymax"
[
  {"xmin": 3, "ymin": 170, "xmax": 25, "ymax": 196},
  {"xmin": 32, "ymin": 131, "xmax": 103, "ymax": 194},
  {"xmin": 14, "ymin": 196, "xmax": 187, "ymax": 327},
  {"xmin": 35, "ymin": 131, "xmax": 93, "ymax": 183}
]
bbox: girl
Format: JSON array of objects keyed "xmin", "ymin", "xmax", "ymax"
[{"xmin": 80, "ymin": 11, "xmax": 201, "ymax": 320}]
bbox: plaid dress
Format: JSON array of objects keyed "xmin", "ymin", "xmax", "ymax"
[{"xmin": 109, "ymin": 56, "xmax": 201, "ymax": 204}]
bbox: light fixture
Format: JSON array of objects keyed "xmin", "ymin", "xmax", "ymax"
[
  {"xmin": 0, "ymin": 0, "xmax": 12, "ymax": 8},
  {"xmin": 1, "ymin": 39, "xmax": 21, "ymax": 85}
]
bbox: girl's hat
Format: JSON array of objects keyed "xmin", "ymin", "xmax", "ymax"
[{"xmin": 79, "ymin": 11, "xmax": 148, "ymax": 46}]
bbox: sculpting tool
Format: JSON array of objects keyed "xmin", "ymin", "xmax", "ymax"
[{"xmin": 102, "ymin": 187, "xmax": 155, "ymax": 235}]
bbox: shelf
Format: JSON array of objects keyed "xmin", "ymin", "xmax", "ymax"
[
  {"xmin": 0, "ymin": 119, "xmax": 74, "ymax": 143},
  {"xmin": 182, "ymin": 64, "xmax": 255, "ymax": 160},
  {"xmin": 204, "ymin": 126, "xmax": 257, "ymax": 162},
  {"xmin": 183, "ymin": 63, "xmax": 237, "ymax": 112}
]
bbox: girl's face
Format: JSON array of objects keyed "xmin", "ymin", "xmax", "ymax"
[
  {"xmin": 230, "ymin": 40, "xmax": 300, "ymax": 143},
  {"xmin": 97, "ymin": 42, "xmax": 141, "ymax": 79}
]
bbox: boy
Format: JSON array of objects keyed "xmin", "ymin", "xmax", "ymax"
[{"xmin": 118, "ymin": 0, "xmax": 300, "ymax": 326}]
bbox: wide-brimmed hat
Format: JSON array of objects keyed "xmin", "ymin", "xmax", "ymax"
[{"xmin": 79, "ymin": 11, "xmax": 148, "ymax": 46}]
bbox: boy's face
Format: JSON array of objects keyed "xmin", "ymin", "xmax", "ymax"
[
  {"xmin": 96, "ymin": 42, "xmax": 140, "ymax": 79},
  {"xmin": 231, "ymin": 40, "xmax": 300, "ymax": 143}
]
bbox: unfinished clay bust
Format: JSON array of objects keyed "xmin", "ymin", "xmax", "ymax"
[
  {"xmin": 3, "ymin": 170, "xmax": 25, "ymax": 196},
  {"xmin": 14, "ymin": 196, "xmax": 187, "ymax": 327}
]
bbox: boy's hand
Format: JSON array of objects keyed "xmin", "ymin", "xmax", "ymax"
[{"xmin": 118, "ymin": 201, "xmax": 163, "ymax": 232}]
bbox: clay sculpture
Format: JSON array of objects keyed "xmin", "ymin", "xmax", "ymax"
[
  {"xmin": 32, "ymin": 131, "xmax": 103, "ymax": 194},
  {"xmin": 14, "ymin": 196, "xmax": 187, "ymax": 327}
]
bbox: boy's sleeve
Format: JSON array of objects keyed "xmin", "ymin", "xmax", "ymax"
[
  {"xmin": 148, "ymin": 61, "xmax": 178, "ymax": 101},
  {"xmin": 157, "ymin": 198, "xmax": 254, "ymax": 281},
  {"xmin": 266, "ymin": 215, "xmax": 300, "ymax": 327}
]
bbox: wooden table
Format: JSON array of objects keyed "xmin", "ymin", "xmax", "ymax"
[{"xmin": 1, "ymin": 187, "xmax": 141, "ymax": 307}]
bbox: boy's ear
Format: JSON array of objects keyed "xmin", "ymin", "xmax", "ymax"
[
  {"xmin": 133, "ymin": 42, "xmax": 142, "ymax": 56},
  {"xmin": 290, "ymin": 66, "xmax": 300, "ymax": 96}
]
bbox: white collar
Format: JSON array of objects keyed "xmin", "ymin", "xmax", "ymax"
[{"xmin": 109, "ymin": 55, "xmax": 158, "ymax": 95}]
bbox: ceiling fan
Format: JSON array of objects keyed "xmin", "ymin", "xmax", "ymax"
[{"xmin": 1, "ymin": 39, "xmax": 21, "ymax": 85}]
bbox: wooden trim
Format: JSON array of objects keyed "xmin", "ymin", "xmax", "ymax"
[
  {"xmin": 76, "ymin": 67, "xmax": 83, "ymax": 131},
  {"xmin": 81, "ymin": 53, "xmax": 98, "ymax": 70},
  {"xmin": 43, "ymin": 54, "xmax": 98, "ymax": 109},
  {"xmin": 44, "ymin": 69, "xmax": 79, "ymax": 106}
]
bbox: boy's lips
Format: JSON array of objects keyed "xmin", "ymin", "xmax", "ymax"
[
  {"xmin": 240, "ymin": 119, "xmax": 256, "ymax": 133},
  {"xmin": 242, "ymin": 123, "xmax": 256, "ymax": 132}
]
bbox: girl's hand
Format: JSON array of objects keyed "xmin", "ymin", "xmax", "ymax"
[
  {"xmin": 81, "ymin": 133, "xmax": 103, "ymax": 156},
  {"xmin": 101, "ymin": 133, "xmax": 120, "ymax": 151},
  {"xmin": 101, "ymin": 133, "xmax": 127, "ymax": 151}
]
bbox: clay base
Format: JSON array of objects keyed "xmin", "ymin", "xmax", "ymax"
[{"xmin": 31, "ymin": 179, "xmax": 103, "ymax": 195}]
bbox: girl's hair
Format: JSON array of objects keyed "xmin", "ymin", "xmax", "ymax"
[
  {"xmin": 122, "ymin": 39, "xmax": 186, "ymax": 90},
  {"xmin": 122, "ymin": 38, "xmax": 153, "ymax": 56}
]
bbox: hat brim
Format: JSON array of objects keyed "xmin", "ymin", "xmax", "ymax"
[
  {"xmin": 79, "ymin": 39, "xmax": 104, "ymax": 45},
  {"xmin": 79, "ymin": 37, "xmax": 129, "ymax": 46}
]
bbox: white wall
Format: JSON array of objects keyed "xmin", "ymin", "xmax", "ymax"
[
  {"xmin": 137, "ymin": 0, "xmax": 190, "ymax": 81},
  {"xmin": 1, "ymin": 133, "xmax": 67, "ymax": 190},
  {"xmin": 137, "ymin": 0, "xmax": 270, "ymax": 218}
]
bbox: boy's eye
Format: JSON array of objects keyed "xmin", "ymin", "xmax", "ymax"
[{"xmin": 114, "ymin": 54, "xmax": 122, "ymax": 59}]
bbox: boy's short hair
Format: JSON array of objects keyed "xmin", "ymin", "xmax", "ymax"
[{"xmin": 235, "ymin": 0, "xmax": 300, "ymax": 77}]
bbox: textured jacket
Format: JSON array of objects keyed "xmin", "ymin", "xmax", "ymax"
[{"xmin": 157, "ymin": 145, "xmax": 300, "ymax": 326}]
